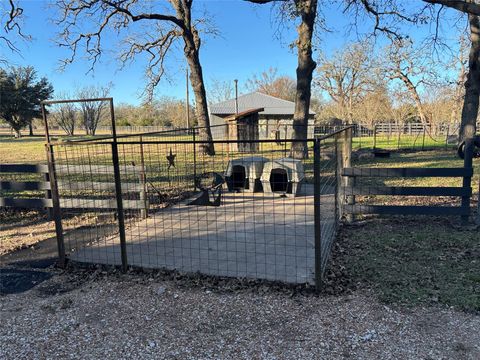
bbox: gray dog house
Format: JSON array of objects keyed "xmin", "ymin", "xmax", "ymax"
[
  {"xmin": 260, "ymin": 158, "xmax": 304, "ymax": 197},
  {"xmin": 225, "ymin": 156, "xmax": 267, "ymax": 192}
]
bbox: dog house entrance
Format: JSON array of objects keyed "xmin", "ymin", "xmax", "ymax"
[
  {"xmin": 231, "ymin": 165, "xmax": 247, "ymax": 189},
  {"xmin": 269, "ymin": 168, "xmax": 288, "ymax": 192}
]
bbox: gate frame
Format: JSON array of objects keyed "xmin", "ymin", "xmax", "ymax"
[{"xmin": 41, "ymin": 97, "xmax": 129, "ymax": 270}]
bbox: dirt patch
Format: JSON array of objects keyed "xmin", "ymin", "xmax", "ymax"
[
  {"xmin": 0, "ymin": 209, "xmax": 113, "ymax": 256},
  {"xmin": 0, "ymin": 210, "xmax": 55, "ymax": 255}
]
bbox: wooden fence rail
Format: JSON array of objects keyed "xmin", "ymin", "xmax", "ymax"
[
  {"xmin": 342, "ymin": 139, "xmax": 475, "ymax": 223},
  {"xmin": 0, "ymin": 163, "xmax": 147, "ymax": 213}
]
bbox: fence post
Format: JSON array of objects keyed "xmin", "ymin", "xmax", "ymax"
[
  {"xmin": 461, "ymin": 138, "xmax": 474, "ymax": 225},
  {"xmin": 357, "ymin": 124, "xmax": 362, "ymax": 149},
  {"xmin": 139, "ymin": 135, "xmax": 148, "ymax": 219},
  {"xmin": 193, "ymin": 127, "xmax": 197, "ymax": 191},
  {"xmin": 343, "ymin": 127, "xmax": 354, "ymax": 223},
  {"xmin": 45, "ymin": 143, "xmax": 66, "ymax": 268},
  {"xmin": 313, "ymin": 138, "xmax": 322, "ymax": 292},
  {"xmin": 109, "ymin": 99, "xmax": 128, "ymax": 272},
  {"xmin": 42, "ymin": 104, "xmax": 65, "ymax": 268}
]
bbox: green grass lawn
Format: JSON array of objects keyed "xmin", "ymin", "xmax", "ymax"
[
  {"xmin": 0, "ymin": 136, "xmax": 49, "ymax": 164},
  {"xmin": 334, "ymin": 217, "xmax": 480, "ymax": 312},
  {"xmin": 354, "ymin": 149, "xmax": 479, "ymax": 189},
  {"xmin": 352, "ymin": 133, "xmax": 455, "ymax": 151},
  {"xmin": 330, "ymin": 149, "xmax": 479, "ymax": 313}
]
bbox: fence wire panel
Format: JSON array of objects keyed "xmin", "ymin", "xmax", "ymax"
[
  {"xmin": 117, "ymin": 139, "xmax": 316, "ymax": 284},
  {"xmin": 317, "ymin": 135, "xmax": 342, "ymax": 277},
  {"xmin": 50, "ymin": 127, "xmax": 350, "ymax": 286},
  {"xmin": 53, "ymin": 143, "xmax": 123, "ymax": 264}
]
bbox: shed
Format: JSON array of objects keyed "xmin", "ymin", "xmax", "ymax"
[
  {"xmin": 209, "ymin": 92, "xmax": 316, "ymax": 140},
  {"xmin": 225, "ymin": 107, "xmax": 263, "ymax": 152}
]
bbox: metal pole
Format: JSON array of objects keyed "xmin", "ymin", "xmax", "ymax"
[
  {"xmin": 343, "ymin": 128, "xmax": 354, "ymax": 223},
  {"xmin": 234, "ymin": 79, "xmax": 239, "ymax": 114},
  {"xmin": 186, "ymin": 67, "xmax": 190, "ymax": 128},
  {"xmin": 139, "ymin": 135, "xmax": 148, "ymax": 219},
  {"xmin": 193, "ymin": 128, "xmax": 197, "ymax": 191},
  {"xmin": 313, "ymin": 139, "xmax": 322, "ymax": 291},
  {"xmin": 110, "ymin": 99, "xmax": 128, "ymax": 272},
  {"xmin": 41, "ymin": 103, "xmax": 65, "ymax": 267}
]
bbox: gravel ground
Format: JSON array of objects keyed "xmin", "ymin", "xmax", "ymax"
[{"xmin": 1, "ymin": 270, "xmax": 479, "ymax": 360}]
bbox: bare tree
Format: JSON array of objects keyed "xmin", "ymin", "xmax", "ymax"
[
  {"xmin": 423, "ymin": 0, "xmax": 480, "ymax": 16},
  {"xmin": 382, "ymin": 39, "xmax": 437, "ymax": 128},
  {"xmin": 446, "ymin": 35, "xmax": 469, "ymax": 124},
  {"xmin": 245, "ymin": 67, "xmax": 297, "ymax": 101},
  {"xmin": 459, "ymin": 9, "xmax": 480, "ymax": 141},
  {"xmin": 355, "ymin": 85, "xmax": 393, "ymax": 127},
  {"xmin": 315, "ymin": 41, "xmax": 377, "ymax": 123},
  {"xmin": 0, "ymin": 0, "xmax": 29, "ymax": 63},
  {"xmin": 55, "ymin": 0, "xmax": 215, "ymax": 154},
  {"xmin": 346, "ymin": 0, "xmax": 480, "ymax": 141},
  {"xmin": 208, "ymin": 78, "xmax": 234, "ymax": 104},
  {"xmin": 246, "ymin": 0, "xmax": 319, "ymax": 158},
  {"xmin": 77, "ymin": 86, "xmax": 109, "ymax": 136},
  {"xmin": 51, "ymin": 93, "xmax": 77, "ymax": 136}
]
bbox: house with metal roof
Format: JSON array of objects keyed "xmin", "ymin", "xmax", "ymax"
[{"xmin": 209, "ymin": 92, "xmax": 316, "ymax": 140}]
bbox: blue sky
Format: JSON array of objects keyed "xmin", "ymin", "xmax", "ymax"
[{"xmin": 2, "ymin": 0, "xmax": 465, "ymax": 105}]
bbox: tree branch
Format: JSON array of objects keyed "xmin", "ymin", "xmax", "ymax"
[{"xmin": 423, "ymin": 0, "xmax": 480, "ymax": 16}]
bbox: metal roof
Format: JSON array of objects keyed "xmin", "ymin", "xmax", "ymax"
[{"xmin": 209, "ymin": 92, "xmax": 316, "ymax": 116}]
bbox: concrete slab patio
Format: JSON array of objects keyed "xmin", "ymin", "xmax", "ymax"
[{"xmin": 69, "ymin": 185, "xmax": 336, "ymax": 284}]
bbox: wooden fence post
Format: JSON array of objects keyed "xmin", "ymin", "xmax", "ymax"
[{"xmin": 461, "ymin": 138, "xmax": 474, "ymax": 225}]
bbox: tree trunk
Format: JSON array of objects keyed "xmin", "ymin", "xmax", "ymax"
[
  {"xmin": 185, "ymin": 46, "xmax": 214, "ymax": 155},
  {"xmin": 176, "ymin": 1, "xmax": 214, "ymax": 155},
  {"xmin": 28, "ymin": 122, "xmax": 34, "ymax": 136},
  {"xmin": 459, "ymin": 13, "xmax": 480, "ymax": 143},
  {"xmin": 290, "ymin": 0, "xmax": 318, "ymax": 159},
  {"xmin": 397, "ymin": 72, "xmax": 429, "ymax": 126},
  {"xmin": 14, "ymin": 128, "xmax": 21, "ymax": 138}
]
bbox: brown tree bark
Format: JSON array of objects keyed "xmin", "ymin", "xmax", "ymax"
[
  {"xmin": 396, "ymin": 71, "xmax": 430, "ymax": 126},
  {"xmin": 172, "ymin": 0, "xmax": 214, "ymax": 154},
  {"xmin": 460, "ymin": 13, "xmax": 480, "ymax": 142},
  {"xmin": 290, "ymin": 0, "xmax": 318, "ymax": 159}
]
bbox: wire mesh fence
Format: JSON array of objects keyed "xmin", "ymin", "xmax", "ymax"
[
  {"xmin": 39, "ymin": 97, "xmax": 352, "ymax": 288},
  {"xmin": 315, "ymin": 122, "xmax": 469, "ymax": 151},
  {"xmin": 48, "ymin": 127, "xmax": 351, "ymax": 288}
]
